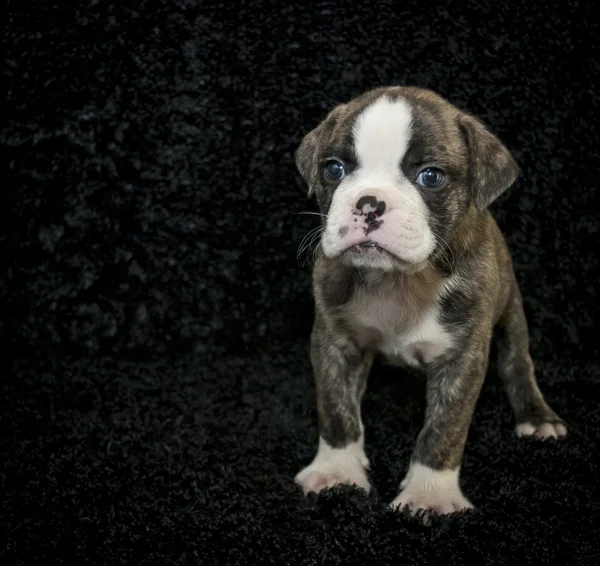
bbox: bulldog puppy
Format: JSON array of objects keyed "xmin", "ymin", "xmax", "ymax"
[{"xmin": 294, "ymin": 86, "xmax": 567, "ymax": 518}]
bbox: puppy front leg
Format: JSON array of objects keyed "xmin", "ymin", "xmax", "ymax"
[
  {"xmin": 391, "ymin": 340, "xmax": 490, "ymax": 518},
  {"xmin": 295, "ymin": 317, "xmax": 373, "ymax": 495}
]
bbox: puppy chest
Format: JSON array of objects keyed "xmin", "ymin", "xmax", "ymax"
[
  {"xmin": 379, "ymin": 313, "xmax": 454, "ymax": 368},
  {"xmin": 345, "ymin": 292, "xmax": 454, "ymax": 367}
]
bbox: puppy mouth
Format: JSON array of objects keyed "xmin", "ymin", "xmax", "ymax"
[
  {"xmin": 345, "ymin": 241, "xmax": 390, "ymax": 255},
  {"xmin": 354, "ymin": 241, "xmax": 384, "ymax": 251},
  {"xmin": 342, "ymin": 240, "xmax": 420, "ymax": 271}
]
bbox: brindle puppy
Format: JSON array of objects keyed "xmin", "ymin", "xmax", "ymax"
[{"xmin": 294, "ymin": 86, "xmax": 566, "ymax": 518}]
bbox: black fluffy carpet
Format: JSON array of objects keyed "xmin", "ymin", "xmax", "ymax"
[{"xmin": 2, "ymin": 1, "xmax": 600, "ymax": 564}]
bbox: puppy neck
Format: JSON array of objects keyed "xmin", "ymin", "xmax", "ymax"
[{"xmin": 353, "ymin": 262, "xmax": 444, "ymax": 302}]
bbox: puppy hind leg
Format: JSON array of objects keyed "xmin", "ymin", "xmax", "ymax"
[{"xmin": 496, "ymin": 279, "xmax": 567, "ymax": 439}]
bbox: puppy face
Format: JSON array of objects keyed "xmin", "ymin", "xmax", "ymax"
[{"xmin": 296, "ymin": 87, "xmax": 519, "ymax": 272}]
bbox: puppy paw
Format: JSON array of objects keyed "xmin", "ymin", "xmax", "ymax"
[
  {"xmin": 390, "ymin": 463, "xmax": 473, "ymax": 523},
  {"xmin": 295, "ymin": 438, "xmax": 371, "ymax": 495},
  {"xmin": 390, "ymin": 491, "xmax": 473, "ymax": 522},
  {"xmin": 295, "ymin": 466, "xmax": 370, "ymax": 495},
  {"xmin": 516, "ymin": 421, "xmax": 567, "ymax": 439}
]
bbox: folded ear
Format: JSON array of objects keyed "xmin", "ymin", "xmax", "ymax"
[
  {"xmin": 294, "ymin": 124, "xmax": 323, "ymax": 198},
  {"xmin": 295, "ymin": 105, "xmax": 345, "ymax": 198},
  {"xmin": 459, "ymin": 113, "xmax": 520, "ymax": 210}
]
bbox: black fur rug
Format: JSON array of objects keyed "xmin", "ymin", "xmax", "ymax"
[{"xmin": 3, "ymin": 1, "xmax": 599, "ymax": 564}]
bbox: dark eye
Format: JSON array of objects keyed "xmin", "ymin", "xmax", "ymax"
[
  {"xmin": 416, "ymin": 167, "xmax": 445, "ymax": 189},
  {"xmin": 324, "ymin": 160, "xmax": 346, "ymax": 182}
]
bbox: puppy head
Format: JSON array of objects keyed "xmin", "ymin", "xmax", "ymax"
[{"xmin": 295, "ymin": 86, "xmax": 519, "ymax": 273}]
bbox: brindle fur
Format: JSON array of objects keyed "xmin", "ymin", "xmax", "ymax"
[{"xmin": 297, "ymin": 86, "xmax": 565, "ymax": 481}]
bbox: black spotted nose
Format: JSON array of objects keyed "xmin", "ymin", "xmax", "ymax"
[{"xmin": 355, "ymin": 195, "xmax": 386, "ymax": 222}]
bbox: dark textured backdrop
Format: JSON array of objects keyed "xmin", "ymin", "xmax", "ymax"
[{"xmin": 2, "ymin": 0, "xmax": 599, "ymax": 564}]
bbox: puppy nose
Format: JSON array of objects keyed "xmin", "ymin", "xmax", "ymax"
[{"xmin": 355, "ymin": 194, "xmax": 386, "ymax": 221}]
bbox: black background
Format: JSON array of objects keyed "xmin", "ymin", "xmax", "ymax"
[{"xmin": 2, "ymin": 0, "xmax": 599, "ymax": 564}]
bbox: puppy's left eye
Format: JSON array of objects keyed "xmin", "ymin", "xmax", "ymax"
[
  {"xmin": 324, "ymin": 160, "xmax": 346, "ymax": 182},
  {"xmin": 416, "ymin": 167, "xmax": 445, "ymax": 189}
]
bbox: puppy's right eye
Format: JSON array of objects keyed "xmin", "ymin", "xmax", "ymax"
[{"xmin": 324, "ymin": 160, "xmax": 346, "ymax": 183}]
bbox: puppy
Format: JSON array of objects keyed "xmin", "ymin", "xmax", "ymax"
[{"xmin": 293, "ymin": 86, "xmax": 567, "ymax": 518}]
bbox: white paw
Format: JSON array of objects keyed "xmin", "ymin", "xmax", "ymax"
[
  {"xmin": 390, "ymin": 463, "xmax": 473, "ymax": 522},
  {"xmin": 295, "ymin": 437, "xmax": 371, "ymax": 495},
  {"xmin": 516, "ymin": 421, "xmax": 567, "ymax": 439}
]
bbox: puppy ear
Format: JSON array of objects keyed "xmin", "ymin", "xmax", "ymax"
[
  {"xmin": 294, "ymin": 124, "xmax": 323, "ymax": 198},
  {"xmin": 295, "ymin": 105, "xmax": 345, "ymax": 198},
  {"xmin": 459, "ymin": 113, "xmax": 520, "ymax": 210}
]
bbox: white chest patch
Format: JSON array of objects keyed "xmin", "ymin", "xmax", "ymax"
[
  {"xmin": 347, "ymin": 285, "xmax": 454, "ymax": 368},
  {"xmin": 380, "ymin": 303, "xmax": 454, "ymax": 367}
]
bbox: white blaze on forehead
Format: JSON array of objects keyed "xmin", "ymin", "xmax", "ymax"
[{"xmin": 352, "ymin": 95, "xmax": 413, "ymax": 173}]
